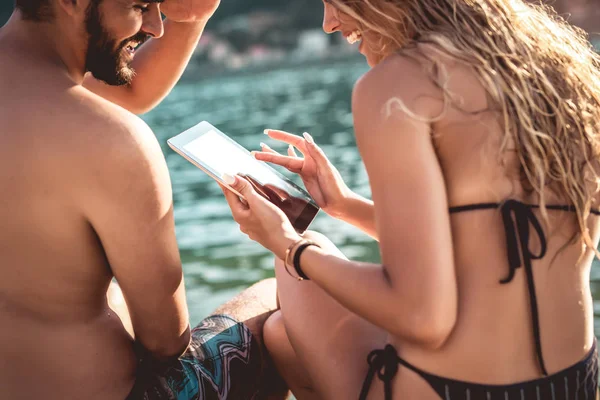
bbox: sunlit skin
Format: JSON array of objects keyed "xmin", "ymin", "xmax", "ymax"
[
  {"xmin": 0, "ymin": 4, "xmax": 184, "ymax": 399},
  {"xmin": 0, "ymin": 0, "xmax": 297, "ymax": 396},
  {"xmin": 220, "ymin": 1, "xmax": 600, "ymax": 400},
  {"xmin": 0, "ymin": 0, "xmax": 244, "ymax": 399}
]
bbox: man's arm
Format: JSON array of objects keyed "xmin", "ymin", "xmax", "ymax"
[
  {"xmin": 83, "ymin": 0, "xmax": 220, "ymax": 115},
  {"xmin": 108, "ymin": 281, "xmax": 135, "ymax": 338},
  {"xmin": 83, "ymin": 20, "xmax": 204, "ymax": 115},
  {"xmin": 78, "ymin": 104, "xmax": 191, "ymax": 359}
]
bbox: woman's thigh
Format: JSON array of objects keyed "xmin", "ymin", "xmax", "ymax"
[{"xmin": 273, "ymin": 231, "xmax": 388, "ymax": 400}]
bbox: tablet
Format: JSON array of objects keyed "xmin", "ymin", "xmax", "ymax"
[{"xmin": 167, "ymin": 121, "xmax": 320, "ymax": 233}]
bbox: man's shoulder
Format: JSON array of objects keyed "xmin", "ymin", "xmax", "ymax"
[
  {"xmin": 44, "ymin": 87, "xmax": 168, "ymax": 195},
  {"xmin": 2, "ymin": 83, "xmax": 158, "ymax": 169},
  {"xmin": 61, "ymin": 87, "xmax": 172, "ymax": 216},
  {"xmin": 64, "ymin": 86, "xmax": 154, "ymax": 145},
  {"xmin": 56, "ymin": 87, "xmax": 165, "ymax": 169}
]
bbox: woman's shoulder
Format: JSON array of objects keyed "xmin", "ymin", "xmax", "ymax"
[
  {"xmin": 354, "ymin": 43, "xmax": 489, "ymax": 119},
  {"xmin": 355, "ymin": 43, "xmax": 456, "ymax": 87},
  {"xmin": 353, "ymin": 48, "xmax": 435, "ymax": 97},
  {"xmin": 352, "ymin": 49, "xmax": 446, "ymax": 125}
]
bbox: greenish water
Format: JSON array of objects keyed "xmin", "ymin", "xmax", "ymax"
[{"xmin": 142, "ymin": 59, "xmax": 600, "ymax": 336}]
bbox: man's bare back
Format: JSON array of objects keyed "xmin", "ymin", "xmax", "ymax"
[
  {"xmin": 0, "ymin": 3, "xmax": 285, "ymax": 399},
  {"xmin": 0, "ymin": 39, "xmax": 149, "ymax": 400}
]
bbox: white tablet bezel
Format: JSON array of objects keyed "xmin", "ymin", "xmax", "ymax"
[
  {"xmin": 167, "ymin": 121, "xmax": 250, "ymax": 199},
  {"xmin": 167, "ymin": 121, "xmax": 320, "ymax": 233}
]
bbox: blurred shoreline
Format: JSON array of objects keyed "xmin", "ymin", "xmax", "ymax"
[
  {"xmin": 180, "ymin": 52, "xmax": 365, "ymax": 82},
  {"xmin": 176, "ymin": 4, "xmax": 600, "ymax": 79},
  {"xmin": 1, "ymin": 2, "xmax": 598, "ymax": 79}
]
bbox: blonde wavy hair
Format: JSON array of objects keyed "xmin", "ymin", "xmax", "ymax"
[{"xmin": 329, "ymin": 0, "xmax": 600, "ymax": 254}]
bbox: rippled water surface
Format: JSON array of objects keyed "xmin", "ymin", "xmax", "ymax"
[{"xmin": 142, "ymin": 59, "xmax": 600, "ymax": 336}]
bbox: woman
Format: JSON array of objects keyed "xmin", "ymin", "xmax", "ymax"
[{"xmin": 221, "ymin": 0, "xmax": 600, "ymax": 398}]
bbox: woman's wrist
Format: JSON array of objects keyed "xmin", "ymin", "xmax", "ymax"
[
  {"xmin": 274, "ymin": 232, "xmax": 303, "ymax": 261},
  {"xmin": 283, "ymin": 239, "xmax": 321, "ymax": 281},
  {"xmin": 324, "ymin": 191, "xmax": 354, "ymax": 219},
  {"xmin": 333, "ymin": 192, "xmax": 371, "ymax": 221}
]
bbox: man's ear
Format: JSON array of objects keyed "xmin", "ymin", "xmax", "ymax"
[{"xmin": 56, "ymin": 0, "xmax": 88, "ymax": 17}]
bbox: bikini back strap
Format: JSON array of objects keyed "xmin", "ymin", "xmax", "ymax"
[
  {"xmin": 539, "ymin": 204, "xmax": 600, "ymax": 215},
  {"xmin": 359, "ymin": 345, "xmax": 398, "ymax": 400},
  {"xmin": 449, "ymin": 202, "xmax": 600, "ymax": 215},
  {"xmin": 449, "ymin": 202, "xmax": 500, "ymax": 213},
  {"xmin": 450, "ymin": 200, "xmax": 599, "ymax": 375},
  {"xmin": 361, "ymin": 200, "xmax": 598, "ymax": 394},
  {"xmin": 359, "ymin": 344, "xmax": 432, "ymax": 400},
  {"xmin": 500, "ymin": 200, "xmax": 549, "ymax": 376}
]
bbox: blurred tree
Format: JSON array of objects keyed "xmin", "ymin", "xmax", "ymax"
[
  {"xmin": 553, "ymin": 0, "xmax": 600, "ymax": 33},
  {"xmin": 0, "ymin": 0, "xmax": 597, "ymax": 41},
  {"xmin": 0, "ymin": 0, "xmax": 323, "ymax": 29},
  {"xmin": 1, "ymin": 2, "xmax": 12, "ymax": 24}
]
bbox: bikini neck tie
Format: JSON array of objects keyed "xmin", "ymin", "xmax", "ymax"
[
  {"xmin": 359, "ymin": 344, "xmax": 399, "ymax": 400},
  {"xmin": 499, "ymin": 200, "xmax": 549, "ymax": 376}
]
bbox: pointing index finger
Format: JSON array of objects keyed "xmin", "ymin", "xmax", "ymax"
[
  {"xmin": 264, "ymin": 129, "xmax": 307, "ymax": 153},
  {"xmin": 253, "ymin": 151, "xmax": 304, "ymax": 172}
]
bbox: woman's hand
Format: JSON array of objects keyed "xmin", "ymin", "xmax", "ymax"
[
  {"xmin": 161, "ymin": 0, "xmax": 220, "ymax": 23},
  {"xmin": 255, "ymin": 129, "xmax": 353, "ymax": 219},
  {"xmin": 221, "ymin": 174, "xmax": 302, "ymax": 260}
]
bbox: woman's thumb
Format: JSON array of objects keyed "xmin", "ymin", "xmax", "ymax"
[{"xmin": 224, "ymin": 173, "xmax": 255, "ymax": 200}]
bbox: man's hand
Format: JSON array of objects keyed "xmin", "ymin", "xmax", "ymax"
[{"xmin": 161, "ymin": 0, "xmax": 221, "ymax": 23}]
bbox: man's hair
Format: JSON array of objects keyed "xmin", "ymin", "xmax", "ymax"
[{"xmin": 14, "ymin": 0, "xmax": 54, "ymax": 21}]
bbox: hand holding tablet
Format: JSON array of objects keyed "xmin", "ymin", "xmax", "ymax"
[{"xmin": 167, "ymin": 121, "xmax": 320, "ymax": 233}]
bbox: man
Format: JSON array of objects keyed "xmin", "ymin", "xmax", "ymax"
[{"xmin": 0, "ymin": 1, "xmax": 285, "ymax": 399}]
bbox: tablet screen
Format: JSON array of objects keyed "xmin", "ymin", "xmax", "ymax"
[
  {"xmin": 182, "ymin": 129, "xmax": 316, "ymax": 225},
  {"xmin": 184, "ymin": 130, "xmax": 268, "ymax": 180}
]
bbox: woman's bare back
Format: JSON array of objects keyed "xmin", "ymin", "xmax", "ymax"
[{"xmin": 389, "ymin": 48, "xmax": 598, "ymax": 396}]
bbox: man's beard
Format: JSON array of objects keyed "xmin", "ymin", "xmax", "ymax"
[{"xmin": 84, "ymin": 1, "xmax": 149, "ymax": 86}]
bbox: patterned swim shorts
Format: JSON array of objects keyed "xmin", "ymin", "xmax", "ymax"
[{"xmin": 127, "ymin": 315, "xmax": 263, "ymax": 400}]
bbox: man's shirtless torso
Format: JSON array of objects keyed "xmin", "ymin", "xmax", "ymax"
[
  {"xmin": 0, "ymin": 0, "xmax": 294, "ymax": 397},
  {"xmin": 0, "ymin": 36, "xmax": 166, "ymax": 400}
]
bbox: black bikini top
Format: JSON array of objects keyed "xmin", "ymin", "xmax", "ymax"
[{"xmin": 449, "ymin": 200, "xmax": 600, "ymax": 376}]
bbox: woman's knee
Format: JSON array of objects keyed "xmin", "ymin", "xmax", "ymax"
[{"xmin": 263, "ymin": 310, "xmax": 284, "ymax": 352}]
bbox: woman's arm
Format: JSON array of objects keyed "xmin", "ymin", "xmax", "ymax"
[
  {"xmin": 295, "ymin": 60, "xmax": 457, "ymax": 346},
  {"xmin": 335, "ymin": 192, "xmax": 378, "ymax": 240},
  {"xmin": 224, "ymin": 56, "xmax": 458, "ymax": 348}
]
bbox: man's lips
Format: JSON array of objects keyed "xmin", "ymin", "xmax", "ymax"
[
  {"xmin": 122, "ymin": 34, "xmax": 150, "ymax": 54},
  {"xmin": 125, "ymin": 42, "xmax": 140, "ymax": 54}
]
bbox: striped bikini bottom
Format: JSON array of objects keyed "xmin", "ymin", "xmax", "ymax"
[
  {"xmin": 126, "ymin": 314, "xmax": 263, "ymax": 400},
  {"xmin": 360, "ymin": 341, "xmax": 598, "ymax": 400}
]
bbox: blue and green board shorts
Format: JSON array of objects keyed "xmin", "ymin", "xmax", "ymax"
[{"xmin": 126, "ymin": 315, "xmax": 262, "ymax": 400}]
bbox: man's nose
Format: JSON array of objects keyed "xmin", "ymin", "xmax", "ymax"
[
  {"xmin": 322, "ymin": 3, "xmax": 341, "ymax": 34},
  {"xmin": 143, "ymin": 5, "xmax": 164, "ymax": 39}
]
